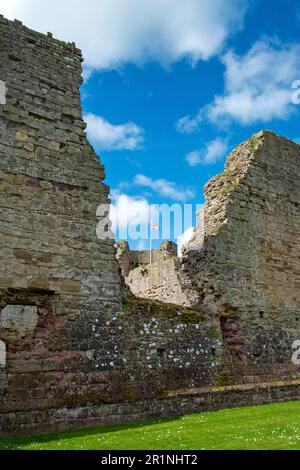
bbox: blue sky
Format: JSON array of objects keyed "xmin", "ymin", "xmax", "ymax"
[{"xmin": 2, "ymin": 0, "xmax": 300, "ymax": 250}]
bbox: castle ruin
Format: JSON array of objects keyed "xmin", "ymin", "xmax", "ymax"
[{"xmin": 0, "ymin": 16, "xmax": 300, "ymax": 436}]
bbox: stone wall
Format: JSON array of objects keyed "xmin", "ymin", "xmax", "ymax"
[
  {"xmin": 116, "ymin": 240, "xmax": 178, "ymax": 278},
  {"xmin": 0, "ymin": 16, "xmax": 300, "ymax": 436},
  {"xmin": 117, "ymin": 240, "xmax": 193, "ymax": 305},
  {"xmin": 121, "ymin": 132, "xmax": 300, "ymax": 387},
  {"xmin": 116, "ymin": 241, "xmax": 160, "ymax": 277},
  {"xmin": 0, "ymin": 16, "xmax": 229, "ymax": 436}
]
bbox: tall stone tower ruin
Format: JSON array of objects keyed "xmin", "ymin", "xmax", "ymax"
[{"xmin": 0, "ymin": 16, "xmax": 124, "ymax": 433}]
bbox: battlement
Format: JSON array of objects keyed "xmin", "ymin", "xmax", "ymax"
[{"xmin": 0, "ymin": 14, "xmax": 82, "ymax": 61}]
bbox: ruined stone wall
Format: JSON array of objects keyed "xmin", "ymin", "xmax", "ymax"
[
  {"xmin": 0, "ymin": 16, "xmax": 299, "ymax": 436},
  {"xmin": 126, "ymin": 258, "xmax": 197, "ymax": 306},
  {"xmin": 117, "ymin": 240, "xmax": 178, "ymax": 279},
  {"xmin": 116, "ymin": 241, "xmax": 161, "ymax": 277},
  {"xmin": 0, "ymin": 15, "xmax": 125, "ymax": 429},
  {"xmin": 117, "ymin": 241, "xmax": 191, "ymax": 304},
  {"xmin": 121, "ymin": 131, "xmax": 300, "ymax": 386}
]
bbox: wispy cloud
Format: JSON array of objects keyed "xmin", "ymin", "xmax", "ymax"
[
  {"xmin": 186, "ymin": 138, "xmax": 228, "ymax": 166},
  {"xmin": 110, "ymin": 191, "xmax": 151, "ymax": 233},
  {"xmin": 2, "ymin": 0, "xmax": 248, "ymax": 71},
  {"xmin": 134, "ymin": 174, "xmax": 195, "ymax": 202},
  {"xmin": 176, "ymin": 226, "xmax": 194, "ymax": 256},
  {"xmin": 84, "ymin": 113, "xmax": 144, "ymax": 151},
  {"xmin": 185, "ymin": 151, "xmax": 202, "ymax": 167}
]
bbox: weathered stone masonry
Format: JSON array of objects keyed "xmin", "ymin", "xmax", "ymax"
[
  {"xmin": 181, "ymin": 131, "xmax": 300, "ymax": 383},
  {"xmin": 0, "ymin": 15, "xmax": 124, "ymax": 431},
  {"xmin": 0, "ymin": 16, "xmax": 225, "ymax": 435},
  {"xmin": 0, "ymin": 16, "xmax": 300, "ymax": 436}
]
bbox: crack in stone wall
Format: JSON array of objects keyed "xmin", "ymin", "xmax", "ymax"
[{"xmin": 181, "ymin": 132, "xmax": 300, "ymax": 379}]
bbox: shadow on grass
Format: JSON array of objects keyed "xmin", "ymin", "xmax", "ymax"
[{"xmin": 0, "ymin": 415, "xmax": 183, "ymax": 450}]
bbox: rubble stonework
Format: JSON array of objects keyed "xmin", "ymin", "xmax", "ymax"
[
  {"xmin": 124, "ymin": 131, "xmax": 300, "ymax": 383},
  {"xmin": 116, "ymin": 240, "xmax": 162, "ymax": 277},
  {"xmin": 117, "ymin": 241, "xmax": 177, "ymax": 277},
  {"xmin": 181, "ymin": 131, "xmax": 300, "ymax": 381},
  {"xmin": 0, "ymin": 16, "xmax": 300, "ymax": 436}
]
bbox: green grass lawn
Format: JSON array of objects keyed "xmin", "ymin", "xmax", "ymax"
[{"xmin": 1, "ymin": 401, "xmax": 300, "ymax": 450}]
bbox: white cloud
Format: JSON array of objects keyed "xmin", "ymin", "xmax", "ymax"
[
  {"xmin": 176, "ymin": 226, "xmax": 195, "ymax": 256},
  {"xmin": 110, "ymin": 191, "xmax": 152, "ymax": 237},
  {"xmin": 134, "ymin": 174, "xmax": 195, "ymax": 202},
  {"xmin": 178, "ymin": 39, "xmax": 300, "ymax": 129},
  {"xmin": 186, "ymin": 150, "xmax": 202, "ymax": 167},
  {"xmin": 0, "ymin": 0, "xmax": 248, "ymax": 70},
  {"xmin": 84, "ymin": 113, "xmax": 144, "ymax": 151},
  {"xmin": 136, "ymin": 240, "xmax": 147, "ymax": 250},
  {"xmin": 208, "ymin": 40, "xmax": 300, "ymax": 124},
  {"xmin": 0, "ymin": 80, "xmax": 6, "ymax": 105},
  {"xmin": 186, "ymin": 138, "xmax": 228, "ymax": 166}
]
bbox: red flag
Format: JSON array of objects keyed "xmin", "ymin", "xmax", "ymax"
[{"xmin": 150, "ymin": 222, "xmax": 160, "ymax": 232}]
